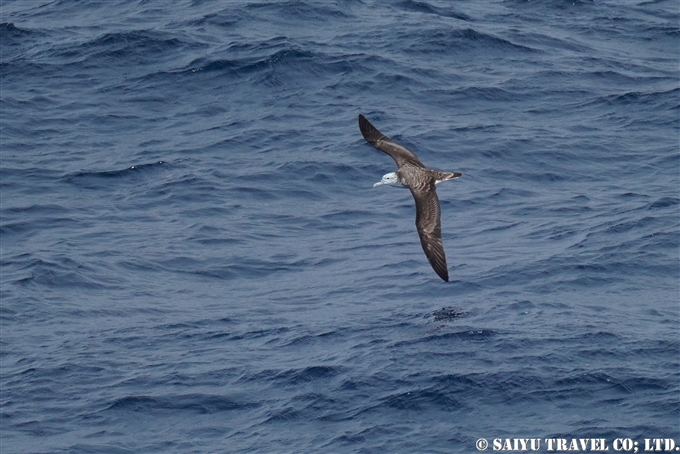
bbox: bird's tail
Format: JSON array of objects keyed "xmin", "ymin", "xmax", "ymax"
[{"xmin": 436, "ymin": 171, "xmax": 463, "ymax": 182}]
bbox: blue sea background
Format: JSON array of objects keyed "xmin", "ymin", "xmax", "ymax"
[{"xmin": 1, "ymin": 0, "xmax": 678, "ymax": 452}]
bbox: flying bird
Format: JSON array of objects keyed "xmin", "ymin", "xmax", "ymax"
[{"xmin": 358, "ymin": 114, "xmax": 462, "ymax": 282}]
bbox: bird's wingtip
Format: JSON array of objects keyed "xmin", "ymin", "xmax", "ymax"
[
  {"xmin": 358, "ymin": 113, "xmax": 370, "ymax": 131},
  {"xmin": 358, "ymin": 114, "xmax": 382, "ymax": 143}
]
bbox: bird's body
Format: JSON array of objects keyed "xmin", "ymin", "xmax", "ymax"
[{"xmin": 358, "ymin": 114, "xmax": 462, "ymax": 282}]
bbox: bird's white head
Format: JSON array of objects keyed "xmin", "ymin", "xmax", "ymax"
[{"xmin": 373, "ymin": 172, "xmax": 400, "ymax": 187}]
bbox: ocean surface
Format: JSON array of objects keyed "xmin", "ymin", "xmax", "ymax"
[{"xmin": 1, "ymin": 1, "xmax": 678, "ymax": 452}]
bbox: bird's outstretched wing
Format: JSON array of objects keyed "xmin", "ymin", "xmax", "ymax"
[
  {"xmin": 358, "ymin": 114, "xmax": 425, "ymax": 168},
  {"xmin": 410, "ymin": 185, "xmax": 449, "ymax": 282}
]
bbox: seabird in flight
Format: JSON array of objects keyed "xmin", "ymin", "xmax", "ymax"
[{"xmin": 358, "ymin": 114, "xmax": 462, "ymax": 282}]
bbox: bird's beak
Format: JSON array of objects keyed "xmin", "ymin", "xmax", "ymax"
[{"xmin": 373, "ymin": 181, "xmax": 384, "ymax": 187}]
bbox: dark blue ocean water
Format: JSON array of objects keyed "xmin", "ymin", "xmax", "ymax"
[{"xmin": 1, "ymin": 1, "xmax": 679, "ymax": 452}]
